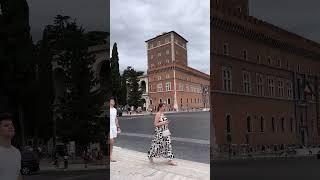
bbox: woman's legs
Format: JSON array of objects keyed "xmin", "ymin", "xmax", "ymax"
[
  {"xmin": 148, "ymin": 157, "xmax": 155, "ymax": 164},
  {"xmin": 168, "ymin": 159, "xmax": 177, "ymax": 166},
  {"xmin": 109, "ymin": 138, "xmax": 116, "ymax": 162}
]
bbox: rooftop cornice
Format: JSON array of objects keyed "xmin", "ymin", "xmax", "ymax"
[{"xmin": 212, "ymin": 14, "xmax": 320, "ymax": 60}]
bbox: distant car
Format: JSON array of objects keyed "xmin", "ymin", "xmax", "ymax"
[{"xmin": 21, "ymin": 150, "xmax": 40, "ymax": 175}]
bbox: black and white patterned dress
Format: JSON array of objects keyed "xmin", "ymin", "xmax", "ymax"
[{"xmin": 147, "ymin": 114, "xmax": 174, "ymax": 160}]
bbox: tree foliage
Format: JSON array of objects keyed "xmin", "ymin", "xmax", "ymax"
[
  {"xmin": 110, "ymin": 43, "xmax": 121, "ymax": 102},
  {"xmin": 47, "ymin": 15, "xmax": 102, "ymax": 146},
  {"xmin": 123, "ymin": 66, "xmax": 144, "ymax": 109}
]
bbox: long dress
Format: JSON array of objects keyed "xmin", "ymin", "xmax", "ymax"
[{"xmin": 147, "ymin": 114, "xmax": 174, "ymax": 160}]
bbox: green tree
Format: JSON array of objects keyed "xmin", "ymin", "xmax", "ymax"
[
  {"xmin": 123, "ymin": 66, "xmax": 143, "ymax": 109},
  {"xmin": 32, "ymin": 27, "xmax": 55, "ymax": 143},
  {"xmin": 0, "ymin": 0, "xmax": 36, "ymax": 147},
  {"xmin": 110, "ymin": 43, "xmax": 121, "ymax": 102},
  {"xmin": 118, "ymin": 75, "xmax": 128, "ymax": 106},
  {"xmin": 47, "ymin": 15, "xmax": 101, "ymax": 147}
]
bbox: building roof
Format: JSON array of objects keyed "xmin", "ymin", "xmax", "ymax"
[
  {"xmin": 212, "ymin": 9, "xmax": 320, "ymax": 55},
  {"xmin": 145, "ymin": 31, "xmax": 188, "ymax": 43}
]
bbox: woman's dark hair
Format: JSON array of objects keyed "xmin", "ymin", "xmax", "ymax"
[{"xmin": 157, "ymin": 103, "xmax": 165, "ymax": 112}]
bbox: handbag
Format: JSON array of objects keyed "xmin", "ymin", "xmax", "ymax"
[{"xmin": 162, "ymin": 129, "xmax": 171, "ymax": 137}]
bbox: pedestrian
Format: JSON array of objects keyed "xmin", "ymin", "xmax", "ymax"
[
  {"xmin": 54, "ymin": 153, "xmax": 59, "ymax": 168},
  {"xmin": 147, "ymin": 103, "xmax": 177, "ymax": 166},
  {"xmin": 0, "ymin": 113, "xmax": 23, "ymax": 180},
  {"xmin": 109, "ymin": 97, "xmax": 121, "ymax": 162},
  {"xmin": 83, "ymin": 149, "xmax": 89, "ymax": 168},
  {"xmin": 63, "ymin": 154, "xmax": 68, "ymax": 170}
]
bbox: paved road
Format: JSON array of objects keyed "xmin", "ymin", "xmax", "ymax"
[
  {"xmin": 212, "ymin": 159, "xmax": 320, "ymax": 180},
  {"xmin": 23, "ymin": 170, "xmax": 108, "ymax": 180},
  {"xmin": 115, "ymin": 111, "xmax": 210, "ymax": 164}
]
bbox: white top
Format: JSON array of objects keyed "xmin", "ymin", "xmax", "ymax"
[
  {"xmin": 0, "ymin": 145, "xmax": 21, "ymax": 180},
  {"xmin": 110, "ymin": 107, "xmax": 117, "ymax": 128}
]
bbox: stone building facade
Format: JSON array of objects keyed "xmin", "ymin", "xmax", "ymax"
[
  {"xmin": 146, "ymin": 31, "xmax": 210, "ymax": 112},
  {"xmin": 211, "ymin": 0, "xmax": 320, "ymax": 156}
]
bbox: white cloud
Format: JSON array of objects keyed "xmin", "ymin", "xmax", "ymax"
[{"xmin": 110, "ymin": 0, "xmax": 210, "ymax": 74}]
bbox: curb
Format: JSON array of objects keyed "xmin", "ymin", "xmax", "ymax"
[
  {"xmin": 212, "ymin": 155, "xmax": 317, "ymax": 162},
  {"xmin": 38, "ymin": 168, "xmax": 108, "ymax": 175}
]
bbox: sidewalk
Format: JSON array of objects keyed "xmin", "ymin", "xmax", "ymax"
[
  {"xmin": 110, "ymin": 146, "xmax": 210, "ymax": 180},
  {"xmin": 212, "ymin": 147, "xmax": 320, "ymax": 161},
  {"xmin": 39, "ymin": 159, "xmax": 108, "ymax": 172}
]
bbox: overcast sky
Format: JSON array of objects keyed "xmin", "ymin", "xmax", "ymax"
[
  {"xmin": 249, "ymin": 0, "xmax": 320, "ymax": 43},
  {"xmin": 110, "ymin": 0, "xmax": 210, "ymax": 74},
  {"xmin": 27, "ymin": 0, "xmax": 109, "ymax": 43},
  {"xmin": 26, "ymin": 0, "xmax": 320, "ymax": 72}
]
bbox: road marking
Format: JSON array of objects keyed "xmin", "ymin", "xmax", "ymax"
[{"xmin": 119, "ymin": 132, "xmax": 210, "ymax": 145}]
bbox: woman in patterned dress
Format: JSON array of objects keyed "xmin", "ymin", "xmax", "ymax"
[{"xmin": 147, "ymin": 103, "xmax": 177, "ymax": 166}]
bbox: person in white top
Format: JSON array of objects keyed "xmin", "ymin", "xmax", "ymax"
[
  {"xmin": 109, "ymin": 97, "xmax": 121, "ymax": 162},
  {"xmin": 0, "ymin": 113, "xmax": 22, "ymax": 180}
]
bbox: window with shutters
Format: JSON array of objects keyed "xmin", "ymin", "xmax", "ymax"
[
  {"xmin": 242, "ymin": 50, "xmax": 247, "ymax": 60},
  {"xmin": 287, "ymin": 81, "xmax": 293, "ymax": 98},
  {"xmin": 256, "ymin": 73, "xmax": 264, "ymax": 96},
  {"xmin": 157, "ymin": 83, "xmax": 163, "ymax": 92},
  {"xmin": 243, "ymin": 71, "xmax": 251, "ymax": 94},
  {"xmin": 166, "ymin": 82, "xmax": 171, "ymax": 91},
  {"xmin": 268, "ymin": 76, "xmax": 275, "ymax": 97},
  {"xmin": 278, "ymin": 79, "xmax": 284, "ymax": 97},
  {"xmin": 222, "ymin": 66, "xmax": 232, "ymax": 91}
]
